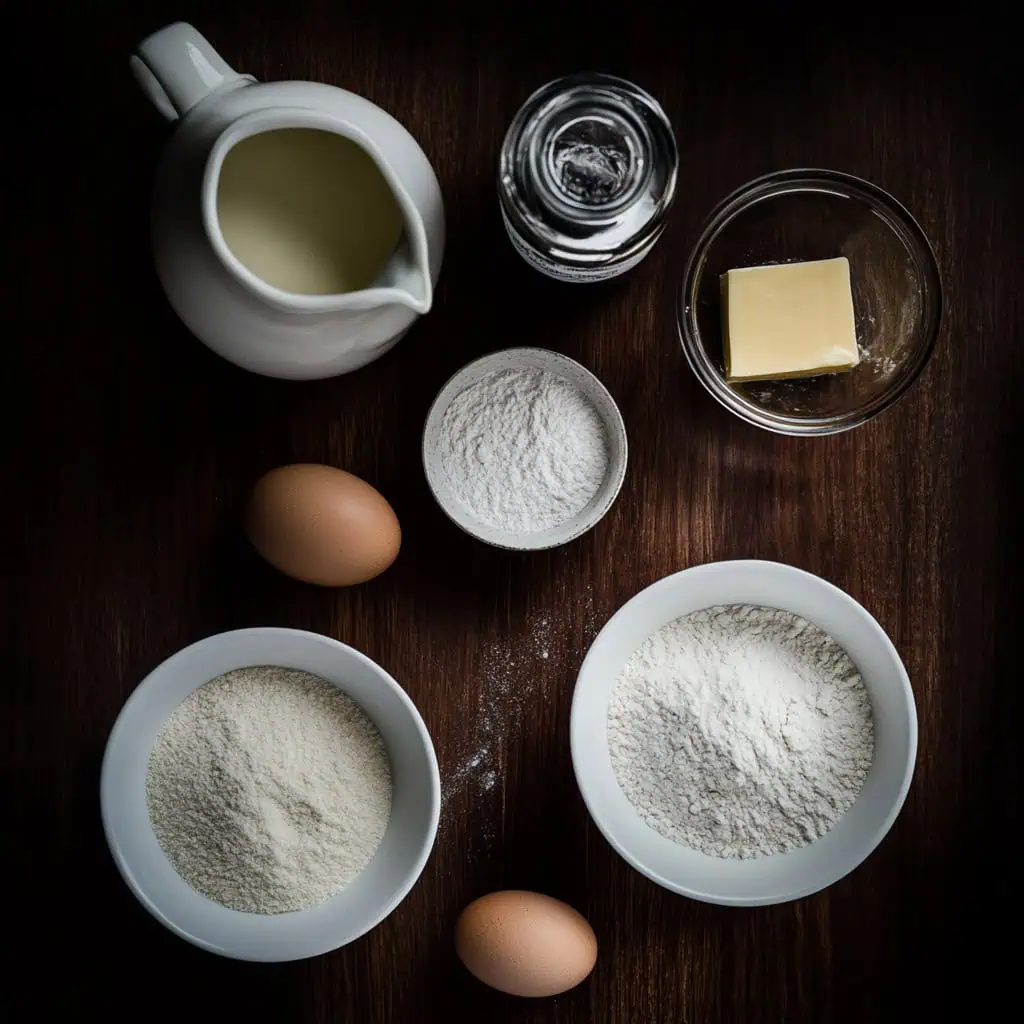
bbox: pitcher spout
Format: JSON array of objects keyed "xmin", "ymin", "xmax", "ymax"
[
  {"xmin": 367, "ymin": 231, "xmax": 433, "ymax": 315},
  {"xmin": 358, "ymin": 145, "xmax": 433, "ymax": 315}
]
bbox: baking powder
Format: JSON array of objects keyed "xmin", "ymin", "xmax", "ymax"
[
  {"xmin": 608, "ymin": 605, "xmax": 874, "ymax": 859},
  {"xmin": 438, "ymin": 367, "xmax": 609, "ymax": 533}
]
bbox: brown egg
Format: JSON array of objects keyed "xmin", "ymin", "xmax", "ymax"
[
  {"xmin": 455, "ymin": 890, "xmax": 598, "ymax": 998},
  {"xmin": 245, "ymin": 464, "xmax": 401, "ymax": 586}
]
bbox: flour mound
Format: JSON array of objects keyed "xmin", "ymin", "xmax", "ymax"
[
  {"xmin": 438, "ymin": 367, "xmax": 609, "ymax": 533},
  {"xmin": 147, "ymin": 667, "xmax": 392, "ymax": 914},
  {"xmin": 608, "ymin": 605, "xmax": 874, "ymax": 859}
]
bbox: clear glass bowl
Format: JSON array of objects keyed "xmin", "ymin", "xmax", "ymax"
[{"xmin": 677, "ymin": 169, "xmax": 942, "ymax": 435}]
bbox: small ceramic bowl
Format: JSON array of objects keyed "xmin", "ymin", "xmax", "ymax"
[
  {"xmin": 422, "ymin": 347, "xmax": 628, "ymax": 551},
  {"xmin": 101, "ymin": 628, "xmax": 440, "ymax": 961},
  {"xmin": 678, "ymin": 169, "xmax": 942, "ymax": 435},
  {"xmin": 571, "ymin": 560, "xmax": 917, "ymax": 906}
]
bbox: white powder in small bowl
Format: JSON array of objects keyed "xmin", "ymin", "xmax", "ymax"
[{"xmin": 436, "ymin": 366, "xmax": 610, "ymax": 534}]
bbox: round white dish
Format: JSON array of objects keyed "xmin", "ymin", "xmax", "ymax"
[
  {"xmin": 570, "ymin": 560, "xmax": 917, "ymax": 906},
  {"xmin": 422, "ymin": 347, "xmax": 628, "ymax": 551},
  {"xmin": 101, "ymin": 627, "xmax": 440, "ymax": 961}
]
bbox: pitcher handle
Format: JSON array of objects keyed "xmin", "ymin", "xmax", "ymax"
[{"xmin": 130, "ymin": 22, "xmax": 254, "ymax": 121}]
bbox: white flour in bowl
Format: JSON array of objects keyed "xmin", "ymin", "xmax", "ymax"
[
  {"xmin": 608, "ymin": 605, "xmax": 874, "ymax": 858},
  {"xmin": 437, "ymin": 367, "xmax": 609, "ymax": 533},
  {"xmin": 146, "ymin": 667, "xmax": 392, "ymax": 914}
]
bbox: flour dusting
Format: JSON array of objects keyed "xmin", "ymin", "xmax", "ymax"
[{"xmin": 439, "ymin": 592, "xmax": 599, "ymax": 849}]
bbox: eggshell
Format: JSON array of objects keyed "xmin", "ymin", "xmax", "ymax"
[
  {"xmin": 245, "ymin": 464, "xmax": 401, "ymax": 586},
  {"xmin": 455, "ymin": 890, "xmax": 597, "ymax": 998}
]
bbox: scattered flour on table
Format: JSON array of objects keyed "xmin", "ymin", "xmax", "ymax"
[
  {"xmin": 608, "ymin": 605, "xmax": 874, "ymax": 859},
  {"xmin": 437, "ymin": 367, "xmax": 609, "ymax": 533},
  {"xmin": 440, "ymin": 590, "xmax": 599, "ymax": 850},
  {"xmin": 146, "ymin": 666, "xmax": 392, "ymax": 914}
]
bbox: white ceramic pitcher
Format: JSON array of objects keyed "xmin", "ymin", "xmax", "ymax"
[{"xmin": 132, "ymin": 23, "xmax": 445, "ymax": 379}]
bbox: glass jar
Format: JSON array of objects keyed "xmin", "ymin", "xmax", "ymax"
[{"xmin": 499, "ymin": 73, "xmax": 678, "ymax": 283}]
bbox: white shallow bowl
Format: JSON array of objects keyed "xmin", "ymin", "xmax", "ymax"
[
  {"xmin": 422, "ymin": 347, "xmax": 628, "ymax": 550},
  {"xmin": 101, "ymin": 628, "xmax": 440, "ymax": 961},
  {"xmin": 571, "ymin": 560, "xmax": 917, "ymax": 906}
]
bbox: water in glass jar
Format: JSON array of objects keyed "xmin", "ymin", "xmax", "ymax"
[{"xmin": 498, "ymin": 73, "xmax": 678, "ymax": 283}]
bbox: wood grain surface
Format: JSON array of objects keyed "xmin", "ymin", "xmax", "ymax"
[{"xmin": 8, "ymin": 3, "xmax": 1020, "ymax": 1021}]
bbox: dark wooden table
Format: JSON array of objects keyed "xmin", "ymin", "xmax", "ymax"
[{"xmin": 10, "ymin": 2, "xmax": 1019, "ymax": 1020}]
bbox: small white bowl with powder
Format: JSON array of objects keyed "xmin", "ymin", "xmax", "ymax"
[
  {"xmin": 101, "ymin": 628, "xmax": 440, "ymax": 961},
  {"xmin": 571, "ymin": 560, "xmax": 918, "ymax": 906},
  {"xmin": 422, "ymin": 347, "xmax": 627, "ymax": 550}
]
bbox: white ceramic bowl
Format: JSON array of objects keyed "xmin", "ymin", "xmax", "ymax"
[
  {"xmin": 570, "ymin": 561, "xmax": 917, "ymax": 906},
  {"xmin": 422, "ymin": 347, "xmax": 628, "ymax": 550},
  {"xmin": 101, "ymin": 628, "xmax": 440, "ymax": 960}
]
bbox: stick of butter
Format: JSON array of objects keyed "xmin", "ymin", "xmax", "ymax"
[{"xmin": 721, "ymin": 257, "xmax": 860, "ymax": 383}]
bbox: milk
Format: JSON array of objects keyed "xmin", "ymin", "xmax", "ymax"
[{"xmin": 216, "ymin": 128, "xmax": 404, "ymax": 295}]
